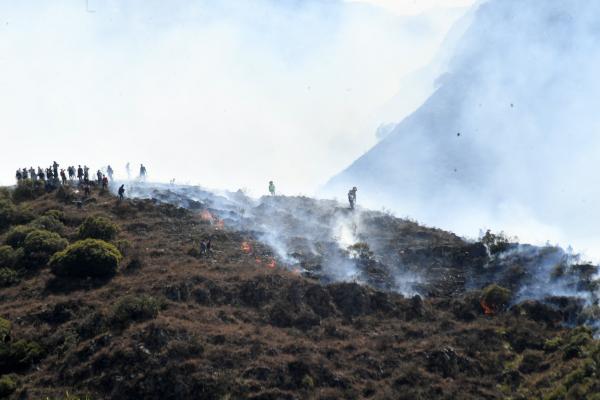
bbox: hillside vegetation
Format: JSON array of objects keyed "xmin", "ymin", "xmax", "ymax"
[{"xmin": 0, "ymin": 183, "xmax": 598, "ymax": 399}]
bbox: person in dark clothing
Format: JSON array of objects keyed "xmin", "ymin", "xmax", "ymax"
[
  {"xmin": 200, "ymin": 240, "xmax": 207, "ymax": 256},
  {"xmin": 139, "ymin": 164, "xmax": 147, "ymax": 180},
  {"xmin": 118, "ymin": 184, "xmax": 125, "ymax": 201},
  {"xmin": 102, "ymin": 175, "xmax": 109, "ymax": 190},
  {"xmin": 37, "ymin": 167, "xmax": 45, "ymax": 181},
  {"xmin": 348, "ymin": 186, "xmax": 357, "ymax": 210},
  {"xmin": 68, "ymin": 166, "xmax": 75, "ymax": 180},
  {"xmin": 15, "ymin": 170, "xmax": 22, "ymax": 181},
  {"xmin": 52, "ymin": 161, "xmax": 59, "ymax": 179},
  {"xmin": 77, "ymin": 165, "xmax": 84, "ymax": 182},
  {"xmin": 83, "ymin": 184, "xmax": 91, "ymax": 197},
  {"xmin": 60, "ymin": 169, "xmax": 67, "ymax": 185},
  {"xmin": 21, "ymin": 168, "xmax": 28, "ymax": 180},
  {"xmin": 96, "ymin": 170, "xmax": 103, "ymax": 185}
]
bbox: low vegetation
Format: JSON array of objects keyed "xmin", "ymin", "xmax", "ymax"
[
  {"xmin": 49, "ymin": 239, "xmax": 122, "ymax": 278},
  {"xmin": 77, "ymin": 215, "xmax": 119, "ymax": 241}
]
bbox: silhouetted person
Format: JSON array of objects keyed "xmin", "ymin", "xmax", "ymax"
[
  {"xmin": 29, "ymin": 167, "xmax": 36, "ymax": 181},
  {"xmin": 139, "ymin": 164, "xmax": 147, "ymax": 180},
  {"xmin": 269, "ymin": 181, "xmax": 276, "ymax": 196},
  {"xmin": 77, "ymin": 165, "xmax": 83, "ymax": 182},
  {"xmin": 102, "ymin": 175, "xmax": 109, "ymax": 190},
  {"xmin": 68, "ymin": 166, "xmax": 75, "ymax": 180},
  {"xmin": 21, "ymin": 168, "xmax": 28, "ymax": 180},
  {"xmin": 118, "ymin": 184, "xmax": 125, "ymax": 201},
  {"xmin": 96, "ymin": 170, "xmax": 103, "ymax": 185},
  {"xmin": 15, "ymin": 170, "xmax": 22, "ymax": 181},
  {"xmin": 107, "ymin": 165, "xmax": 114, "ymax": 180},
  {"xmin": 52, "ymin": 161, "xmax": 59, "ymax": 179},
  {"xmin": 348, "ymin": 187, "xmax": 357, "ymax": 210},
  {"xmin": 60, "ymin": 169, "xmax": 67, "ymax": 185}
]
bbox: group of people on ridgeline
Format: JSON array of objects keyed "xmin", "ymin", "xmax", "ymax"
[{"xmin": 14, "ymin": 162, "xmax": 149, "ymax": 201}]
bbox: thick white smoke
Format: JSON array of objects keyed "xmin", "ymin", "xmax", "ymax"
[{"xmin": 325, "ymin": 0, "xmax": 600, "ymax": 259}]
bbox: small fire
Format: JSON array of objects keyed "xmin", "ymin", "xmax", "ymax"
[
  {"xmin": 200, "ymin": 210, "xmax": 214, "ymax": 223},
  {"xmin": 241, "ymin": 241, "xmax": 252, "ymax": 254},
  {"xmin": 480, "ymin": 299, "xmax": 494, "ymax": 315}
]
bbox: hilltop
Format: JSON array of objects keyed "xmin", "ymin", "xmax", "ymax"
[{"xmin": 0, "ymin": 181, "xmax": 598, "ymax": 399}]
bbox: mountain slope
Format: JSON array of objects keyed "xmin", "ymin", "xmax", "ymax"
[{"xmin": 0, "ymin": 181, "xmax": 598, "ymax": 398}]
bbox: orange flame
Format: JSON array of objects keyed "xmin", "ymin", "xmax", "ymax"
[
  {"xmin": 480, "ymin": 299, "xmax": 494, "ymax": 315},
  {"xmin": 241, "ymin": 241, "xmax": 252, "ymax": 254},
  {"xmin": 200, "ymin": 210, "xmax": 214, "ymax": 222}
]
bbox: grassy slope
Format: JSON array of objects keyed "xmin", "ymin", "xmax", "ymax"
[{"xmin": 0, "ymin": 185, "xmax": 598, "ymax": 400}]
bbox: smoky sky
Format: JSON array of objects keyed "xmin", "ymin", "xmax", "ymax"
[
  {"xmin": 326, "ymin": 0, "xmax": 600, "ymax": 259},
  {"xmin": 0, "ymin": 0, "xmax": 467, "ymax": 195}
]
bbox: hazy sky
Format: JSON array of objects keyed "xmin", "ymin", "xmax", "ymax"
[{"xmin": 0, "ymin": 0, "xmax": 474, "ymax": 195}]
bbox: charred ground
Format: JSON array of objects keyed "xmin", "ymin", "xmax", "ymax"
[{"xmin": 0, "ymin": 182, "xmax": 598, "ymax": 399}]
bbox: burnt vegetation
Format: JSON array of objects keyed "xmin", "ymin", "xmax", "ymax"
[{"xmin": 0, "ymin": 182, "xmax": 598, "ymax": 399}]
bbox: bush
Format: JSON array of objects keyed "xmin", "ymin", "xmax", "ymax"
[
  {"xmin": 12, "ymin": 205, "xmax": 35, "ymax": 225},
  {"xmin": 111, "ymin": 295, "xmax": 161, "ymax": 326},
  {"xmin": 43, "ymin": 209, "xmax": 65, "ymax": 222},
  {"xmin": 113, "ymin": 239, "xmax": 132, "ymax": 257},
  {"xmin": 0, "ymin": 318, "xmax": 10, "ymax": 343},
  {"xmin": 21, "ymin": 230, "xmax": 68, "ymax": 268},
  {"xmin": 11, "ymin": 179, "xmax": 45, "ymax": 203},
  {"xmin": 49, "ymin": 239, "xmax": 122, "ymax": 278},
  {"xmin": 0, "ymin": 375, "xmax": 16, "ymax": 397},
  {"xmin": 0, "ymin": 269, "xmax": 19, "ymax": 288},
  {"xmin": 30, "ymin": 215, "xmax": 65, "ymax": 235},
  {"xmin": 0, "ymin": 200, "xmax": 15, "ymax": 232},
  {"xmin": 480, "ymin": 284, "xmax": 512, "ymax": 314},
  {"xmin": 4, "ymin": 225, "xmax": 36, "ymax": 248},
  {"xmin": 78, "ymin": 216, "xmax": 119, "ymax": 241},
  {"xmin": 0, "ymin": 340, "xmax": 45, "ymax": 373},
  {"xmin": 481, "ymin": 230, "xmax": 514, "ymax": 255},
  {"xmin": 0, "ymin": 246, "xmax": 22, "ymax": 269}
]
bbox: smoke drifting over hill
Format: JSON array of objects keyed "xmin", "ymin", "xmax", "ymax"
[{"xmin": 326, "ymin": 0, "xmax": 600, "ymax": 258}]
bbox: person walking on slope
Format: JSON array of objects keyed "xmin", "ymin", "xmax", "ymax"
[
  {"xmin": 348, "ymin": 186, "xmax": 358, "ymax": 210},
  {"xmin": 60, "ymin": 169, "xmax": 67, "ymax": 185},
  {"xmin": 102, "ymin": 175, "xmax": 109, "ymax": 191},
  {"xmin": 118, "ymin": 184, "xmax": 125, "ymax": 201},
  {"xmin": 107, "ymin": 165, "xmax": 114, "ymax": 180},
  {"xmin": 139, "ymin": 164, "xmax": 147, "ymax": 180},
  {"xmin": 268, "ymin": 181, "xmax": 276, "ymax": 196}
]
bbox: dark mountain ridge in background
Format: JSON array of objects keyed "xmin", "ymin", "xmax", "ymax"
[{"xmin": 325, "ymin": 0, "xmax": 600, "ymax": 255}]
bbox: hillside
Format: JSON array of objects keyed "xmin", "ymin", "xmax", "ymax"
[
  {"xmin": 325, "ymin": 0, "xmax": 600, "ymax": 252},
  {"xmin": 0, "ymin": 181, "xmax": 598, "ymax": 399}
]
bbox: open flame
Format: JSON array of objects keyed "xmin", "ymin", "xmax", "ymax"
[
  {"xmin": 480, "ymin": 299, "xmax": 495, "ymax": 315},
  {"xmin": 200, "ymin": 210, "xmax": 214, "ymax": 223}
]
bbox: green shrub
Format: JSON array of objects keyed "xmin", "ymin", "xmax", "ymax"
[
  {"xmin": 21, "ymin": 229, "xmax": 68, "ymax": 268},
  {"xmin": 0, "ymin": 269, "xmax": 19, "ymax": 288},
  {"xmin": 0, "ymin": 200, "xmax": 15, "ymax": 232},
  {"xmin": 0, "ymin": 340, "xmax": 45, "ymax": 372},
  {"xmin": 480, "ymin": 284, "xmax": 512, "ymax": 314},
  {"xmin": 0, "ymin": 189, "xmax": 10, "ymax": 201},
  {"xmin": 30, "ymin": 215, "xmax": 65, "ymax": 234},
  {"xmin": 562, "ymin": 327, "xmax": 592, "ymax": 360},
  {"xmin": 11, "ymin": 179, "xmax": 45, "ymax": 203},
  {"xmin": 0, "ymin": 246, "xmax": 22, "ymax": 269},
  {"xmin": 111, "ymin": 295, "xmax": 161, "ymax": 325},
  {"xmin": 7, "ymin": 339, "xmax": 44, "ymax": 368},
  {"xmin": 78, "ymin": 216, "xmax": 119, "ymax": 241},
  {"xmin": 0, "ymin": 318, "xmax": 10, "ymax": 343},
  {"xmin": 49, "ymin": 239, "xmax": 122, "ymax": 278},
  {"xmin": 43, "ymin": 209, "xmax": 65, "ymax": 222},
  {"xmin": 0, "ymin": 375, "xmax": 16, "ymax": 397},
  {"xmin": 4, "ymin": 225, "xmax": 36, "ymax": 248}
]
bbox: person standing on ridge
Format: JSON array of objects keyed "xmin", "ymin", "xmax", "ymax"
[
  {"xmin": 60, "ymin": 169, "xmax": 67, "ymax": 185},
  {"xmin": 77, "ymin": 165, "xmax": 84, "ymax": 182},
  {"xmin": 348, "ymin": 186, "xmax": 357, "ymax": 210},
  {"xmin": 52, "ymin": 161, "xmax": 59, "ymax": 179},
  {"xmin": 96, "ymin": 170, "xmax": 103, "ymax": 185},
  {"xmin": 139, "ymin": 164, "xmax": 147, "ymax": 180},
  {"xmin": 102, "ymin": 175, "xmax": 109, "ymax": 191},
  {"xmin": 29, "ymin": 167, "xmax": 36, "ymax": 181},
  {"xmin": 268, "ymin": 181, "xmax": 276, "ymax": 196},
  {"xmin": 118, "ymin": 184, "xmax": 125, "ymax": 201}
]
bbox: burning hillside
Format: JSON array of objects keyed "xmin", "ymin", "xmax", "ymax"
[{"xmin": 0, "ymin": 181, "xmax": 598, "ymax": 399}]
